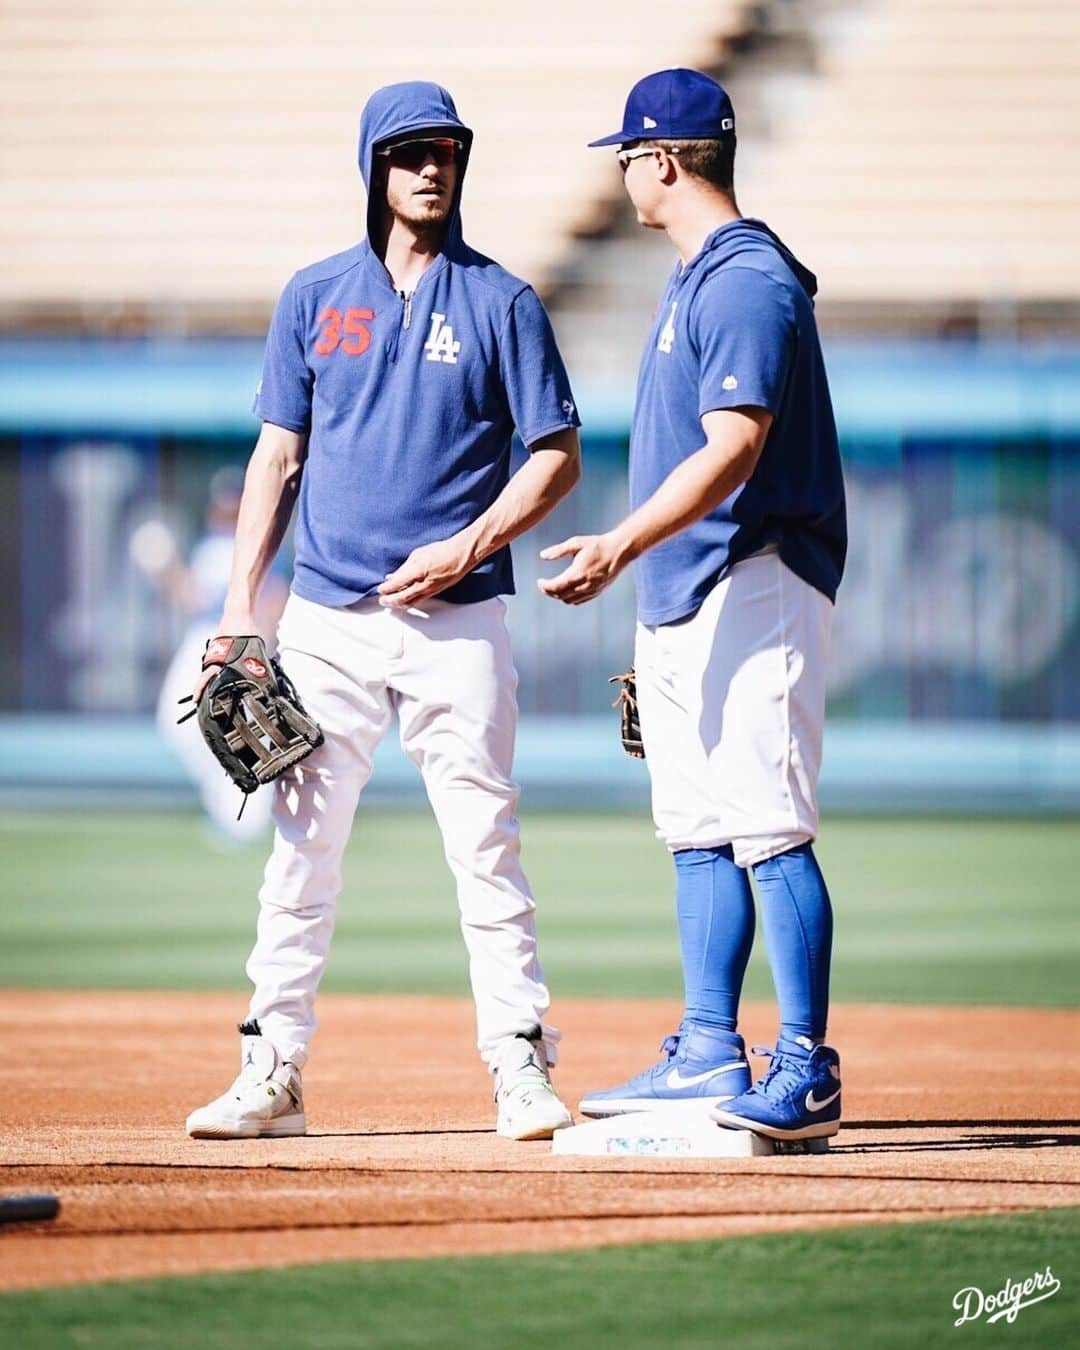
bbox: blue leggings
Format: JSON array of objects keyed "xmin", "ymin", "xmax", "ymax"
[{"xmin": 673, "ymin": 842, "xmax": 832, "ymax": 1041}]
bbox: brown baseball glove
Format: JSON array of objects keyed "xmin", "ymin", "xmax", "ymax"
[
  {"xmin": 608, "ymin": 667, "xmax": 645, "ymax": 759},
  {"xmin": 178, "ymin": 635, "xmax": 324, "ymax": 807}
]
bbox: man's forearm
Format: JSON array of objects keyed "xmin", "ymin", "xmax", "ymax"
[
  {"xmin": 460, "ymin": 431, "xmax": 581, "ymax": 565},
  {"xmin": 377, "ymin": 429, "xmax": 580, "ymax": 608},
  {"xmin": 537, "ymin": 408, "xmax": 771, "ymax": 606},
  {"xmin": 221, "ymin": 427, "xmax": 306, "ymax": 627},
  {"xmin": 609, "ymin": 436, "xmax": 760, "ymax": 567}
]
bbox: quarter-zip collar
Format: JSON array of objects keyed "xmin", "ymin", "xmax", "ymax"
[{"xmin": 351, "ymin": 242, "xmax": 448, "ymax": 359}]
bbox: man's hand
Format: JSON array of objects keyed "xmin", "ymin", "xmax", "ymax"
[
  {"xmin": 537, "ymin": 532, "xmax": 629, "ymax": 605},
  {"xmin": 378, "ymin": 536, "xmax": 478, "ymax": 609},
  {"xmin": 193, "ymin": 667, "xmax": 217, "ymax": 702},
  {"xmin": 538, "ymin": 409, "xmax": 772, "ymax": 609},
  {"xmin": 192, "ymin": 613, "xmax": 255, "ymax": 701}
]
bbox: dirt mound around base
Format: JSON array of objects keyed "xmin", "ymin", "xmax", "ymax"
[{"xmin": 1, "ymin": 992, "xmax": 1078, "ymax": 1289}]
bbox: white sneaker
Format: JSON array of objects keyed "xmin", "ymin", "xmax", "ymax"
[
  {"xmin": 492, "ymin": 1033, "xmax": 573, "ymax": 1141},
  {"xmin": 186, "ymin": 1021, "xmax": 306, "ymax": 1139}
]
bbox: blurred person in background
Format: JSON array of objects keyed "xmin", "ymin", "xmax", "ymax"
[
  {"xmin": 541, "ymin": 69, "xmax": 847, "ymax": 1144},
  {"xmin": 184, "ymin": 80, "xmax": 582, "ymax": 1144},
  {"xmin": 132, "ymin": 466, "xmax": 288, "ymax": 844}
]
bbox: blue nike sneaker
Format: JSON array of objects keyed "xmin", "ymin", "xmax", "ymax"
[
  {"xmin": 579, "ymin": 1023, "xmax": 751, "ymax": 1118},
  {"xmin": 711, "ymin": 1036, "xmax": 841, "ymax": 1139}
]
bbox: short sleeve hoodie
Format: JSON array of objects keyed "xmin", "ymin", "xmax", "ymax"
[
  {"xmin": 254, "ymin": 81, "xmax": 580, "ymax": 607},
  {"xmin": 630, "ymin": 218, "xmax": 846, "ymax": 625}
]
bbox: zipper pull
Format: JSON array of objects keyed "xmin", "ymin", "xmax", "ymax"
[{"xmin": 400, "ymin": 289, "xmax": 413, "ymax": 330}]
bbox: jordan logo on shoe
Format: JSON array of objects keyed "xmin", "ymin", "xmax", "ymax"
[
  {"xmin": 666, "ymin": 1061, "xmax": 745, "ymax": 1090},
  {"xmin": 805, "ymin": 1088, "xmax": 841, "ymax": 1112}
]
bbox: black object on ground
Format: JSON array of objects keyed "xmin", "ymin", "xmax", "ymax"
[{"xmin": 0, "ymin": 1193, "xmax": 60, "ymax": 1224}]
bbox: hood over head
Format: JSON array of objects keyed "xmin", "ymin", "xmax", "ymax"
[
  {"xmin": 693, "ymin": 218, "xmax": 817, "ymax": 299},
  {"xmin": 358, "ymin": 81, "xmax": 474, "ymax": 249}
]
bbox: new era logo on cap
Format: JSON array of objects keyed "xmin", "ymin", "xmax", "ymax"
[{"xmin": 589, "ymin": 67, "xmax": 736, "ymax": 148}]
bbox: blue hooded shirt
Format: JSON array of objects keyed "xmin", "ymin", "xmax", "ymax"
[
  {"xmin": 631, "ymin": 218, "xmax": 846, "ymax": 625},
  {"xmin": 254, "ymin": 81, "xmax": 580, "ymax": 607}
]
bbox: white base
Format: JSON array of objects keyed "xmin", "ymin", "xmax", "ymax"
[{"xmin": 551, "ymin": 1108, "xmax": 823, "ymax": 1158}]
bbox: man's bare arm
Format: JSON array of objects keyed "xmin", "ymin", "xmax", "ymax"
[
  {"xmin": 190, "ymin": 423, "xmax": 307, "ymax": 698},
  {"xmin": 219, "ymin": 423, "xmax": 308, "ymax": 631},
  {"xmin": 378, "ymin": 427, "xmax": 581, "ymax": 608},
  {"xmin": 538, "ymin": 408, "xmax": 771, "ymax": 605}
]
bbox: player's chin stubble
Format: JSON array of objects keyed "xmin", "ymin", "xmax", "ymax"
[{"xmin": 386, "ymin": 190, "xmax": 451, "ymax": 232}]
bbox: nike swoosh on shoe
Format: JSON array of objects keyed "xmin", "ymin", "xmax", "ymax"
[
  {"xmin": 805, "ymin": 1088, "xmax": 841, "ymax": 1112},
  {"xmin": 665, "ymin": 1061, "xmax": 747, "ymax": 1090}
]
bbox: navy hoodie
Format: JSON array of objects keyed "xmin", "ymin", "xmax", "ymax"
[
  {"xmin": 254, "ymin": 81, "xmax": 579, "ymax": 607},
  {"xmin": 631, "ymin": 218, "xmax": 846, "ymax": 625}
]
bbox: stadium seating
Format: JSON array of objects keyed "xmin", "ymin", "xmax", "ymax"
[
  {"xmin": 0, "ymin": 1, "xmax": 752, "ymax": 321},
  {"xmin": 1, "ymin": 0, "xmax": 1076, "ymax": 333},
  {"xmin": 736, "ymin": 0, "xmax": 1080, "ymax": 303}
]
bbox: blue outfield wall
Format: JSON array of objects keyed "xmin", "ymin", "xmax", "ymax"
[
  {"xmin": 1, "ymin": 715, "xmax": 1079, "ymax": 814},
  {"xmin": 2, "ymin": 337, "xmax": 1080, "ymax": 440},
  {"xmin": 0, "ymin": 337, "xmax": 1078, "ymax": 810}
]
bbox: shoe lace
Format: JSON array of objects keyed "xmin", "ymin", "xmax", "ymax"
[{"xmin": 750, "ymin": 1044, "xmax": 804, "ymax": 1098}]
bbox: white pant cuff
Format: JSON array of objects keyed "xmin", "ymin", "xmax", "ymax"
[
  {"xmin": 481, "ymin": 1023, "xmax": 560, "ymax": 1072},
  {"xmin": 661, "ymin": 830, "xmax": 815, "ymax": 868}
]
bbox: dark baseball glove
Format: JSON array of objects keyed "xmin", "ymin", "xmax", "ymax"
[
  {"xmin": 608, "ymin": 667, "xmax": 645, "ymax": 759},
  {"xmin": 178, "ymin": 635, "xmax": 324, "ymax": 804}
]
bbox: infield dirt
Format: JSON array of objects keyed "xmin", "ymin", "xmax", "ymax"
[{"xmin": 1, "ymin": 992, "xmax": 1077, "ymax": 1290}]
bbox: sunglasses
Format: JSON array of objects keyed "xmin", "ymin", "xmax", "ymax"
[
  {"xmin": 617, "ymin": 144, "xmax": 680, "ymax": 171},
  {"xmin": 378, "ymin": 137, "xmax": 463, "ymax": 171}
]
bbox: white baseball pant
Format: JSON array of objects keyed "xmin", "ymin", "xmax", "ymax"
[
  {"xmin": 635, "ymin": 548, "xmax": 833, "ymax": 868},
  {"xmin": 245, "ymin": 592, "xmax": 558, "ymax": 1069}
]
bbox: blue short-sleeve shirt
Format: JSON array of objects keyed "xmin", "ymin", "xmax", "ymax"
[
  {"xmin": 254, "ymin": 243, "xmax": 579, "ymax": 607},
  {"xmin": 630, "ymin": 218, "xmax": 846, "ymax": 625}
]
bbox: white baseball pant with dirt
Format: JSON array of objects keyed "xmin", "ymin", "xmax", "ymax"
[{"xmin": 244, "ymin": 592, "xmax": 558, "ymax": 1070}]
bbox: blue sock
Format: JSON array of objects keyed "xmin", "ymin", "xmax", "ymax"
[
  {"xmin": 673, "ymin": 846, "xmax": 755, "ymax": 1033},
  {"xmin": 752, "ymin": 842, "xmax": 833, "ymax": 1042}
]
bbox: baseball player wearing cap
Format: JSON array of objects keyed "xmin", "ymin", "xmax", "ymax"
[
  {"xmin": 541, "ymin": 69, "xmax": 847, "ymax": 1141},
  {"xmin": 185, "ymin": 81, "xmax": 581, "ymax": 1142}
]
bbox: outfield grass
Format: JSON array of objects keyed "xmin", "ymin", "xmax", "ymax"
[
  {"xmin": 1, "ymin": 811, "xmax": 1076, "ymax": 1005},
  {"xmin": 0, "ymin": 1208, "xmax": 1075, "ymax": 1349}
]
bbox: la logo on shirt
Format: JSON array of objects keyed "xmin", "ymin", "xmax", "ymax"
[
  {"xmin": 657, "ymin": 301, "xmax": 678, "ymax": 354},
  {"xmin": 425, "ymin": 311, "xmax": 461, "ymax": 364}
]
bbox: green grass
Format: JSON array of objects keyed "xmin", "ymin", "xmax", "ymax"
[
  {"xmin": 1, "ymin": 811, "xmax": 1076, "ymax": 1005},
  {"xmin": 1, "ymin": 1208, "xmax": 1075, "ymax": 1349}
]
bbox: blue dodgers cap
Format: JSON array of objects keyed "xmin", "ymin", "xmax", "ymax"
[{"xmin": 589, "ymin": 68, "xmax": 735, "ymax": 148}]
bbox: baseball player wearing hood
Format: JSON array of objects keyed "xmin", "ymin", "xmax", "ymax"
[
  {"xmin": 186, "ymin": 82, "xmax": 580, "ymax": 1142},
  {"xmin": 542, "ymin": 70, "xmax": 847, "ymax": 1142}
]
